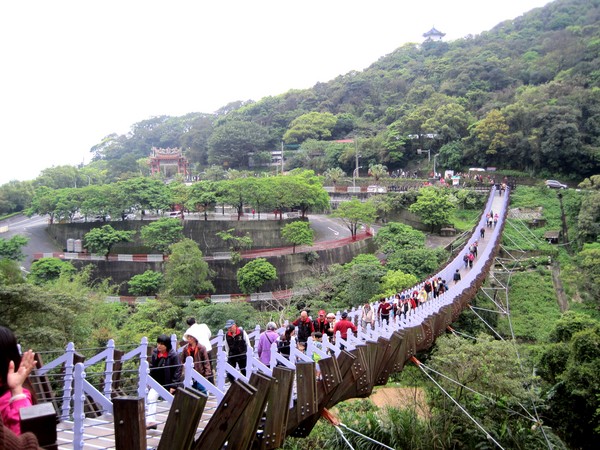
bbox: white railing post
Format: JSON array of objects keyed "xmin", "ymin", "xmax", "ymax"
[
  {"xmin": 61, "ymin": 342, "xmax": 76, "ymax": 421},
  {"xmin": 72, "ymin": 363, "xmax": 86, "ymax": 450}
]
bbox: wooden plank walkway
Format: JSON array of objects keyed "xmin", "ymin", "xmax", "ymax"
[
  {"xmin": 56, "ymin": 396, "xmax": 219, "ymax": 449},
  {"xmin": 43, "ymin": 188, "xmax": 508, "ymax": 450}
]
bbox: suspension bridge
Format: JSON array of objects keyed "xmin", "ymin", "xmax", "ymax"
[{"xmin": 21, "ymin": 187, "xmax": 512, "ymax": 450}]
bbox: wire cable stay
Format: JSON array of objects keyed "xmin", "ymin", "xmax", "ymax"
[
  {"xmin": 416, "ymin": 360, "xmax": 538, "ymax": 423},
  {"xmin": 411, "ymin": 356, "xmax": 506, "ymax": 450},
  {"xmin": 322, "ymin": 408, "xmax": 395, "ymax": 450}
]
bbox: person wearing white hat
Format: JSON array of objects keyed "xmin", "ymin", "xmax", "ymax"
[{"xmin": 180, "ymin": 326, "xmax": 212, "ymax": 394}]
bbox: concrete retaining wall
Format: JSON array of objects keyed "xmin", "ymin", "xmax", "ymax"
[
  {"xmin": 47, "ymin": 218, "xmax": 301, "ymax": 255},
  {"xmin": 71, "ymin": 237, "xmax": 376, "ymax": 295}
]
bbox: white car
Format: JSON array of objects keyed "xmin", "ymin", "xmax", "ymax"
[
  {"xmin": 167, "ymin": 211, "xmax": 183, "ymax": 218},
  {"xmin": 367, "ymin": 185, "xmax": 387, "ymax": 193},
  {"xmin": 545, "ymin": 180, "xmax": 567, "ymax": 189}
]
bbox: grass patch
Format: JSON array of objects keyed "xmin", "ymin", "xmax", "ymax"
[
  {"xmin": 450, "ymin": 208, "xmax": 480, "ymax": 232},
  {"xmin": 498, "ymin": 269, "xmax": 562, "ymax": 342}
]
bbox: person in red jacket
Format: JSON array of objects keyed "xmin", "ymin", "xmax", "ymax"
[
  {"xmin": 292, "ymin": 310, "xmax": 315, "ymax": 344},
  {"xmin": 333, "ymin": 312, "xmax": 357, "ymax": 350},
  {"xmin": 312, "ymin": 310, "xmax": 330, "ymax": 336}
]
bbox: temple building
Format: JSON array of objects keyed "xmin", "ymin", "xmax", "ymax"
[
  {"xmin": 423, "ymin": 26, "xmax": 445, "ymax": 42},
  {"xmin": 148, "ymin": 147, "xmax": 189, "ymax": 178}
]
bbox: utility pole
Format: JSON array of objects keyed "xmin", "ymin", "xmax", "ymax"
[
  {"xmin": 354, "ymin": 139, "xmax": 359, "ymax": 188},
  {"xmin": 281, "ymin": 140, "xmax": 284, "ymax": 174}
]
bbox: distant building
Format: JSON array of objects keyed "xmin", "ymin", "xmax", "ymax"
[
  {"xmin": 423, "ymin": 27, "xmax": 445, "ymax": 42},
  {"xmin": 148, "ymin": 147, "xmax": 189, "ymax": 178}
]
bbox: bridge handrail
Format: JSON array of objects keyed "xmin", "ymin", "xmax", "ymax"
[{"xmin": 29, "ymin": 186, "xmax": 509, "ymax": 449}]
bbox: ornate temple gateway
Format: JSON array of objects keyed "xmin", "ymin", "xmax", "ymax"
[{"xmin": 148, "ymin": 147, "xmax": 189, "ymax": 178}]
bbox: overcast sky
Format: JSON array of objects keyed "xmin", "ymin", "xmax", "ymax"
[{"xmin": 0, "ymin": 0, "xmax": 552, "ymax": 185}]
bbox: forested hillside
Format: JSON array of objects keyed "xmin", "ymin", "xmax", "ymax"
[{"xmin": 84, "ymin": 0, "xmax": 599, "ymax": 182}]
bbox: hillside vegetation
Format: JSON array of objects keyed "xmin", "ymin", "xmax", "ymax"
[{"xmin": 82, "ymin": 0, "xmax": 600, "ymax": 183}]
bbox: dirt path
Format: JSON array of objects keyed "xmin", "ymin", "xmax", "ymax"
[
  {"xmin": 369, "ymin": 387, "xmax": 430, "ymax": 419},
  {"xmin": 551, "ymin": 262, "xmax": 569, "ymax": 312}
]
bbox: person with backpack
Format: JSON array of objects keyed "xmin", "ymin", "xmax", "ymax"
[
  {"xmin": 277, "ymin": 324, "xmax": 296, "ymax": 360},
  {"xmin": 256, "ymin": 322, "xmax": 279, "ymax": 367}
]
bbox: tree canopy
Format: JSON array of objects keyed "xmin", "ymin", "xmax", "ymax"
[
  {"xmin": 83, "ymin": 225, "xmax": 135, "ymax": 256},
  {"xmin": 281, "ymin": 221, "xmax": 314, "ymax": 253},
  {"xmin": 163, "ymin": 238, "xmax": 214, "ymax": 296},
  {"xmin": 140, "ymin": 218, "xmax": 184, "ymax": 254},
  {"xmin": 237, "ymin": 258, "xmax": 277, "ymax": 294}
]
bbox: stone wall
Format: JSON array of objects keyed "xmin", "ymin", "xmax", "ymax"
[
  {"xmin": 47, "ymin": 218, "xmax": 301, "ymax": 255},
  {"xmin": 71, "ymin": 237, "xmax": 376, "ymax": 295}
]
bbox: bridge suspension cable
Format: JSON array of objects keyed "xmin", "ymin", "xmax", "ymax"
[
  {"xmin": 322, "ymin": 408, "xmax": 395, "ymax": 450},
  {"xmin": 411, "ymin": 356, "xmax": 506, "ymax": 450},
  {"xmin": 455, "ymin": 225, "xmax": 555, "ymax": 449}
]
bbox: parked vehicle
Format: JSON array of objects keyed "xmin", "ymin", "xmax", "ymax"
[
  {"xmin": 545, "ymin": 180, "xmax": 567, "ymax": 189},
  {"xmin": 167, "ymin": 211, "xmax": 183, "ymax": 219},
  {"xmin": 367, "ymin": 185, "xmax": 387, "ymax": 193}
]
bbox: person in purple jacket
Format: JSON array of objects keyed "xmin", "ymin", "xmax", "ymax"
[{"xmin": 256, "ymin": 322, "xmax": 279, "ymax": 367}]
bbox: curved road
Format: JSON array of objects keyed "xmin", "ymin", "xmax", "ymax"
[
  {"xmin": 0, "ymin": 214, "xmax": 61, "ymax": 269},
  {"xmin": 2, "ymin": 214, "xmax": 352, "ymax": 270}
]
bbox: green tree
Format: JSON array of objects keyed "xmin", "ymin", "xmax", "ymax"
[
  {"xmin": 186, "ymin": 302, "xmax": 259, "ymax": 334},
  {"xmin": 437, "ymin": 141, "xmax": 464, "ymax": 172},
  {"xmin": 331, "ymin": 198, "xmax": 377, "ymax": 240},
  {"xmin": 218, "ymin": 178, "xmax": 250, "ymax": 220},
  {"xmin": 281, "ymin": 221, "xmax": 314, "ymax": 253},
  {"xmin": 83, "ymin": 225, "xmax": 135, "ymax": 256},
  {"xmin": 187, "ymin": 181, "xmax": 218, "ymax": 220},
  {"xmin": 0, "ymin": 235, "xmax": 28, "ymax": 261},
  {"xmin": 379, "ymin": 270, "xmax": 418, "ymax": 298},
  {"xmin": 386, "ymin": 248, "xmax": 447, "ymax": 280},
  {"xmin": 140, "ymin": 218, "xmax": 184, "ymax": 254},
  {"xmin": 577, "ymin": 191, "xmax": 600, "ymax": 244},
  {"xmin": 469, "ymin": 109, "xmax": 509, "ymax": 164},
  {"xmin": 27, "ymin": 186, "xmax": 59, "ymax": 223},
  {"xmin": 374, "ymin": 222, "xmax": 425, "ymax": 254},
  {"xmin": 128, "ymin": 270, "xmax": 164, "ymax": 296},
  {"xmin": 574, "ymin": 243, "xmax": 600, "ymax": 306},
  {"xmin": 0, "ymin": 180, "xmax": 34, "ymax": 214},
  {"xmin": 216, "ymin": 228, "xmax": 253, "ymax": 264},
  {"xmin": 368, "ymin": 163, "xmax": 388, "ymax": 182},
  {"xmin": 323, "ymin": 167, "xmax": 346, "ymax": 186},
  {"xmin": 427, "ymin": 334, "xmax": 552, "ymax": 450},
  {"xmin": 243, "ymin": 177, "xmax": 272, "ymax": 219},
  {"xmin": 54, "ymin": 188, "xmax": 82, "ymax": 223},
  {"xmin": 118, "ymin": 177, "xmax": 170, "ymax": 217},
  {"xmin": 28, "ymin": 258, "xmax": 75, "ymax": 285},
  {"xmin": 34, "ymin": 165, "xmax": 80, "ymax": 189},
  {"xmin": 538, "ymin": 313, "xmax": 600, "ymax": 449},
  {"xmin": 237, "ymin": 258, "xmax": 277, "ymax": 294},
  {"xmin": 283, "ymin": 111, "xmax": 337, "ymax": 144},
  {"xmin": 342, "ymin": 254, "xmax": 386, "ymax": 304},
  {"xmin": 79, "ymin": 184, "xmax": 116, "ymax": 221},
  {"xmin": 163, "ymin": 238, "xmax": 214, "ymax": 296},
  {"xmin": 285, "ymin": 171, "xmax": 330, "ymax": 218},
  {"xmin": 0, "ymin": 260, "xmax": 25, "ymax": 286},
  {"xmin": 208, "ymin": 120, "xmax": 270, "ymax": 168},
  {"xmin": 409, "ymin": 187, "xmax": 456, "ymax": 232}
]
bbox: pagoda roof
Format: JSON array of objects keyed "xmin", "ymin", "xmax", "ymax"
[{"xmin": 423, "ymin": 27, "xmax": 445, "ymax": 37}]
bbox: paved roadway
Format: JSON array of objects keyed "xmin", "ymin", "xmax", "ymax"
[
  {"xmin": 1, "ymin": 214, "xmax": 352, "ymax": 270},
  {"xmin": 0, "ymin": 214, "xmax": 61, "ymax": 270}
]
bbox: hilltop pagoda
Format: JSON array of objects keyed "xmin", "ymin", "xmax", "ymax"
[{"xmin": 423, "ymin": 26, "xmax": 445, "ymax": 42}]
